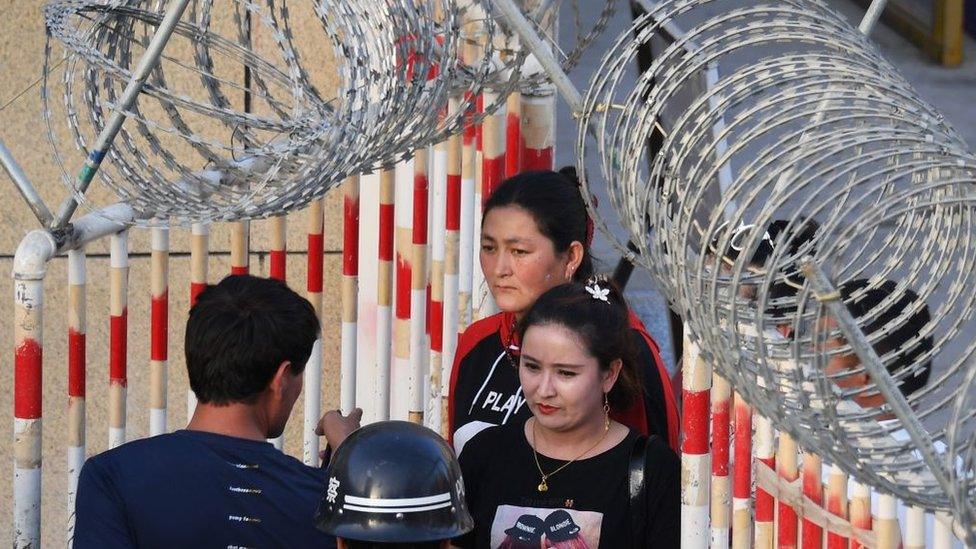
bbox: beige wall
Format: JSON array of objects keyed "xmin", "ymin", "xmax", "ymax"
[{"xmin": 0, "ymin": 1, "xmax": 346, "ymax": 543}]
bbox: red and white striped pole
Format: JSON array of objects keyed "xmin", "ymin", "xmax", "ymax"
[
  {"xmin": 109, "ymin": 230, "xmax": 129, "ymax": 449},
  {"xmin": 754, "ymin": 414, "xmax": 776, "ymax": 548},
  {"xmin": 470, "ymin": 90, "xmax": 489, "ymax": 321},
  {"xmin": 681, "ymin": 329, "xmax": 711, "ymax": 548},
  {"xmin": 711, "ymin": 375, "xmax": 731, "ymax": 548},
  {"xmin": 66, "ymin": 248, "xmax": 86, "ymax": 543},
  {"xmin": 14, "ymin": 265, "xmax": 44, "ymax": 548},
  {"xmin": 777, "ymin": 433, "xmax": 799, "ymax": 548},
  {"xmin": 409, "ymin": 150, "xmax": 430, "ymax": 425},
  {"xmin": 428, "ymin": 134, "xmax": 448, "ymax": 431},
  {"xmin": 875, "ymin": 494, "xmax": 901, "ymax": 549},
  {"xmin": 457, "ymin": 39, "xmax": 478, "ymax": 331},
  {"xmin": 802, "ymin": 452, "xmax": 824, "ymax": 548},
  {"xmin": 826, "ymin": 464, "xmax": 849, "ymax": 549},
  {"xmin": 732, "ymin": 391, "xmax": 753, "ymax": 548},
  {"xmin": 849, "ymin": 482, "xmax": 872, "ymax": 549},
  {"xmin": 356, "ymin": 170, "xmax": 380, "ymax": 421},
  {"xmin": 376, "ymin": 169, "xmax": 395, "ymax": 420},
  {"xmin": 268, "ymin": 216, "xmax": 287, "ymax": 450},
  {"xmin": 270, "ymin": 216, "xmax": 287, "ymax": 281},
  {"xmin": 149, "ymin": 227, "xmax": 169, "ymax": 436},
  {"xmin": 304, "ymin": 199, "xmax": 325, "ymax": 465},
  {"xmin": 442, "ymin": 97, "xmax": 463, "ymax": 435},
  {"xmin": 230, "ymin": 220, "xmax": 249, "ymax": 276},
  {"xmin": 458, "ymin": 100, "xmax": 477, "ymax": 331},
  {"xmin": 394, "ymin": 160, "xmax": 415, "ymax": 420},
  {"xmin": 341, "ymin": 176, "xmax": 359, "ymax": 414},
  {"xmin": 476, "ymin": 90, "xmax": 505, "ymax": 320},
  {"xmin": 505, "ymin": 90, "xmax": 521, "ymax": 178},
  {"xmin": 190, "ymin": 223, "xmax": 209, "ymax": 304},
  {"xmin": 519, "ymin": 87, "xmax": 555, "ymax": 171},
  {"xmin": 188, "ymin": 222, "xmax": 209, "ymax": 418}
]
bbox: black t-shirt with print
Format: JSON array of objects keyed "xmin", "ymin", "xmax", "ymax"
[{"xmin": 456, "ymin": 422, "xmax": 679, "ymax": 549}]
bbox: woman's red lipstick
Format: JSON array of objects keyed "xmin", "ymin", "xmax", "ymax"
[{"xmin": 537, "ymin": 404, "xmax": 558, "ymax": 415}]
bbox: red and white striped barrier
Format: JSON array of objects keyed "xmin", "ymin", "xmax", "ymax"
[
  {"xmin": 14, "ymin": 253, "xmax": 46, "ymax": 549},
  {"xmin": 409, "ymin": 151, "xmax": 430, "ymax": 425},
  {"xmin": 304, "ymin": 199, "xmax": 325, "ymax": 465},
  {"xmin": 376, "ymin": 169, "xmax": 395, "ymax": 421},
  {"xmin": 394, "ymin": 160, "xmax": 415, "ymax": 420},
  {"xmin": 268, "ymin": 217, "xmax": 287, "ymax": 451},
  {"xmin": 519, "ymin": 89, "xmax": 555, "ymax": 171},
  {"xmin": 187, "ymin": 222, "xmax": 209, "ymax": 417},
  {"xmin": 441, "ymin": 97, "xmax": 463, "ymax": 433},
  {"xmin": 149, "ymin": 228, "xmax": 169, "ymax": 437},
  {"xmin": 66, "ymin": 248, "xmax": 86, "ymax": 544},
  {"xmin": 230, "ymin": 220, "xmax": 249, "ymax": 276},
  {"xmin": 681, "ymin": 332, "xmax": 711, "ymax": 549},
  {"xmin": 732, "ymin": 392, "xmax": 752, "ymax": 549},
  {"xmin": 341, "ymin": 175, "xmax": 359, "ymax": 414},
  {"xmin": 108, "ymin": 231, "xmax": 128, "ymax": 449},
  {"xmin": 505, "ymin": 91, "xmax": 521, "ymax": 178},
  {"xmin": 711, "ymin": 374, "xmax": 731, "ymax": 548},
  {"xmin": 428, "ymin": 133, "xmax": 448, "ymax": 431}
]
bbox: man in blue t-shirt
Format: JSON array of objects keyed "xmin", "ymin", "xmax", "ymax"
[{"xmin": 74, "ymin": 275, "xmax": 352, "ymax": 548}]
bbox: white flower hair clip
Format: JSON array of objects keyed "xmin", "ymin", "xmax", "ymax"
[{"xmin": 585, "ymin": 282, "xmax": 610, "ymax": 302}]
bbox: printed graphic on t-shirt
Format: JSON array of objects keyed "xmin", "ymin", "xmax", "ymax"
[
  {"xmin": 466, "ymin": 351, "xmax": 528, "ymax": 421},
  {"xmin": 454, "ymin": 350, "xmax": 530, "ymax": 455},
  {"xmin": 490, "ymin": 505, "xmax": 602, "ymax": 548}
]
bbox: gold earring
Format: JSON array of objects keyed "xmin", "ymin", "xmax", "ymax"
[{"xmin": 603, "ymin": 393, "xmax": 610, "ymax": 432}]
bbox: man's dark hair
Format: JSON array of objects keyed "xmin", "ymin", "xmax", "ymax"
[
  {"xmin": 185, "ymin": 275, "xmax": 319, "ymax": 404},
  {"xmin": 759, "ymin": 218, "xmax": 820, "ymax": 322},
  {"xmin": 838, "ymin": 279, "xmax": 933, "ymax": 397}
]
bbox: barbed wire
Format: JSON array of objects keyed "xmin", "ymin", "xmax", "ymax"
[
  {"xmin": 575, "ymin": 0, "xmax": 976, "ymax": 535},
  {"xmin": 41, "ymin": 0, "xmax": 608, "ymax": 224}
]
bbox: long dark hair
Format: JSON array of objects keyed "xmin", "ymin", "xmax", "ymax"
[
  {"xmin": 483, "ymin": 167, "xmax": 595, "ymax": 281},
  {"xmin": 517, "ymin": 280, "xmax": 643, "ymax": 410}
]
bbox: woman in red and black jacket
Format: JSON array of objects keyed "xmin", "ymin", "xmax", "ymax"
[{"xmin": 448, "ymin": 168, "xmax": 679, "ymax": 454}]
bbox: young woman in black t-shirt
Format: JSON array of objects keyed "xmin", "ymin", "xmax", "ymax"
[{"xmin": 456, "ymin": 281, "xmax": 679, "ymax": 549}]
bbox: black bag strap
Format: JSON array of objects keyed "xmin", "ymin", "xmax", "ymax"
[{"xmin": 629, "ymin": 434, "xmax": 653, "ymax": 549}]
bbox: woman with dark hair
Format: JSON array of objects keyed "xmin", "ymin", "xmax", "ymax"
[
  {"xmin": 448, "ymin": 168, "xmax": 679, "ymax": 454},
  {"xmin": 455, "ymin": 280, "xmax": 680, "ymax": 549}
]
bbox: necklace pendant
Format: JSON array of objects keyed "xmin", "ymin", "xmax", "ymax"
[{"xmin": 537, "ymin": 480, "xmax": 548, "ymax": 492}]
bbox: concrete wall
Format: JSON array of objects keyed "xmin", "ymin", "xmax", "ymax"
[{"xmin": 0, "ymin": 1, "xmax": 346, "ymax": 543}]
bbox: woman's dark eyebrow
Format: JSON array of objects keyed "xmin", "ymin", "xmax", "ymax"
[
  {"xmin": 520, "ymin": 353, "xmax": 584, "ymax": 369},
  {"xmin": 481, "ymin": 233, "xmax": 527, "ymax": 245}
]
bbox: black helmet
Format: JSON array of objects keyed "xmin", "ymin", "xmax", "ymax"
[{"xmin": 315, "ymin": 421, "xmax": 474, "ymax": 543}]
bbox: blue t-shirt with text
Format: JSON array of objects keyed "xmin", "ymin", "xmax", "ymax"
[{"xmin": 74, "ymin": 430, "xmax": 337, "ymax": 549}]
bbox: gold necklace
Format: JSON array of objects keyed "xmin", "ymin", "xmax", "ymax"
[{"xmin": 530, "ymin": 418, "xmax": 610, "ymax": 492}]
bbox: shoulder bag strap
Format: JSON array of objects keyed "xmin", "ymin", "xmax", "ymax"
[{"xmin": 629, "ymin": 434, "xmax": 652, "ymax": 549}]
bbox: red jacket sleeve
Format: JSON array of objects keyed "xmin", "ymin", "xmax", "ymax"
[{"xmin": 628, "ymin": 311, "xmax": 681, "ymax": 451}]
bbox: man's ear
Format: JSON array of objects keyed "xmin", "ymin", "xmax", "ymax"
[{"xmin": 268, "ymin": 360, "xmax": 293, "ymax": 397}]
